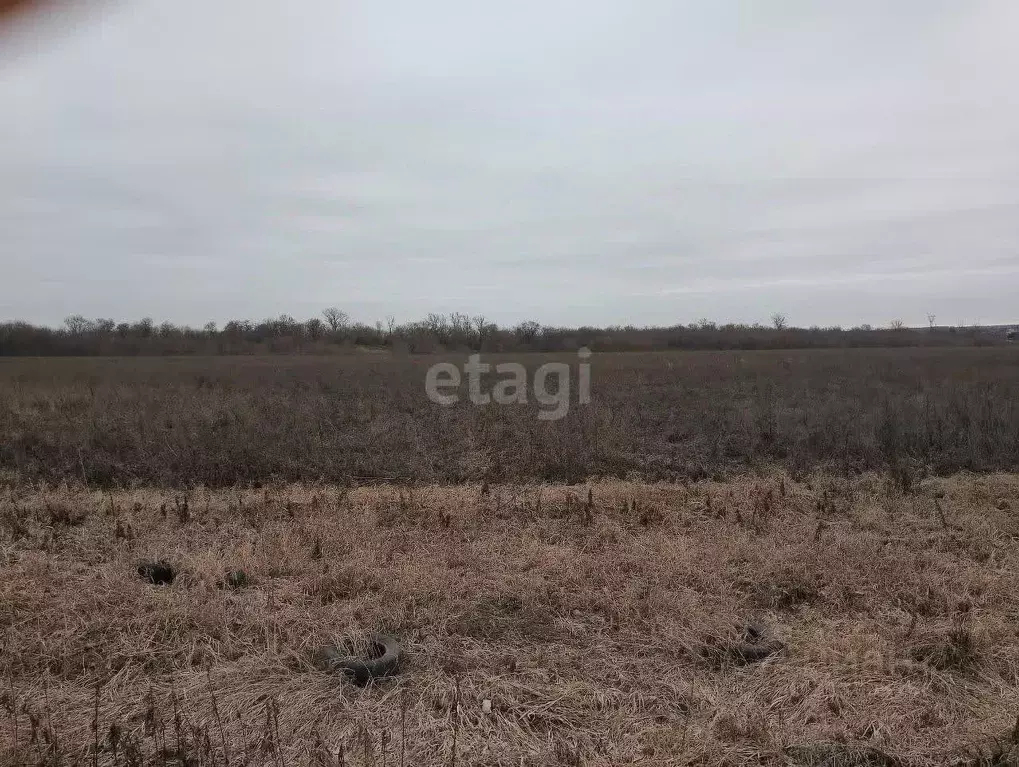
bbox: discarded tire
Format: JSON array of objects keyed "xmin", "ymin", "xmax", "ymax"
[
  {"xmin": 700, "ymin": 622, "xmax": 784, "ymax": 667},
  {"xmin": 319, "ymin": 633, "xmax": 404, "ymax": 686},
  {"xmin": 138, "ymin": 560, "xmax": 176, "ymax": 585},
  {"xmin": 785, "ymin": 743, "xmax": 901, "ymax": 766},
  {"xmin": 723, "ymin": 639, "xmax": 784, "ymax": 665}
]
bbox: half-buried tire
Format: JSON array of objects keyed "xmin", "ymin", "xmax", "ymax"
[
  {"xmin": 319, "ymin": 633, "xmax": 404, "ymax": 686},
  {"xmin": 700, "ymin": 622, "xmax": 785, "ymax": 667}
]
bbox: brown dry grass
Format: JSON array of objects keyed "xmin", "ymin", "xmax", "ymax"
[
  {"xmin": 2, "ymin": 473, "xmax": 1019, "ymax": 766},
  {"xmin": 2, "ymin": 347, "xmax": 1019, "ymax": 488}
]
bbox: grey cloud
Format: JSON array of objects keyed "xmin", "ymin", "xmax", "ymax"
[{"xmin": 0, "ymin": 0, "xmax": 1017, "ymax": 328}]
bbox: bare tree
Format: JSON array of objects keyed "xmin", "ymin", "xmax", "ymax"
[
  {"xmin": 890, "ymin": 319, "xmax": 906, "ymax": 330},
  {"xmin": 515, "ymin": 321, "xmax": 541, "ymax": 342},
  {"xmin": 63, "ymin": 315, "xmax": 91, "ymax": 335},
  {"xmin": 472, "ymin": 315, "xmax": 487, "ymax": 348},
  {"xmin": 322, "ymin": 307, "xmax": 349, "ymax": 332},
  {"xmin": 305, "ymin": 317, "xmax": 325, "ymax": 340},
  {"xmin": 134, "ymin": 317, "xmax": 154, "ymax": 338},
  {"xmin": 447, "ymin": 312, "xmax": 473, "ymax": 346},
  {"xmin": 771, "ymin": 313, "xmax": 788, "ymax": 330}
]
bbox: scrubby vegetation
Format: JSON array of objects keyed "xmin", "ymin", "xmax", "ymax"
[{"xmin": 0, "ymin": 347, "xmax": 1017, "ymax": 487}]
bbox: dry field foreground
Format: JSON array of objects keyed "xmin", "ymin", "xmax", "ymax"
[{"xmin": 3, "ymin": 473, "xmax": 1019, "ymax": 766}]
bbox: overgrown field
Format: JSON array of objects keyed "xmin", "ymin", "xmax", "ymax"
[
  {"xmin": 1, "ymin": 347, "xmax": 1018, "ymax": 487},
  {"xmin": 3, "ymin": 349, "xmax": 1019, "ymax": 764},
  {"xmin": 3, "ymin": 474, "xmax": 1019, "ymax": 765}
]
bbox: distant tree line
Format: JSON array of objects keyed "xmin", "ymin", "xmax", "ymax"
[{"xmin": 0, "ymin": 309, "xmax": 1007, "ymax": 356}]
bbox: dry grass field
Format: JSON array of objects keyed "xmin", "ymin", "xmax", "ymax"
[
  {"xmin": 1, "ymin": 347, "xmax": 1018, "ymax": 487},
  {"xmin": 4, "ymin": 472, "xmax": 1019, "ymax": 766},
  {"xmin": 2, "ymin": 348, "xmax": 1019, "ymax": 765}
]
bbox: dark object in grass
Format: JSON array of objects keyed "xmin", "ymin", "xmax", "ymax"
[
  {"xmin": 785, "ymin": 743, "xmax": 902, "ymax": 766},
  {"xmin": 724, "ymin": 639, "xmax": 785, "ymax": 665},
  {"xmin": 318, "ymin": 633, "xmax": 404, "ymax": 686},
  {"xmin": 137, "ymin": 560, "xmax": 176, "ymax": 585},
  {"xmin": 221, "ymin": 570, "xmax": 249, "ymax": 589},
  {"xmin": 701, "ymin": 622, "xmax": 785, "ymax": 667}
]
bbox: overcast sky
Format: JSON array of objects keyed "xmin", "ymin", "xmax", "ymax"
[{"xmin": 1, "ymin": 1, "xmax": 1017, "ymax": 329}]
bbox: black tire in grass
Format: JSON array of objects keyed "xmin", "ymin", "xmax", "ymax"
[
  {"xmin": 319, "ymin": 633, "xmax": 404, "ymax": 686},
  {"xmin": 137, "ymin": 560, "xmax": 176, "ymax": 585}
]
